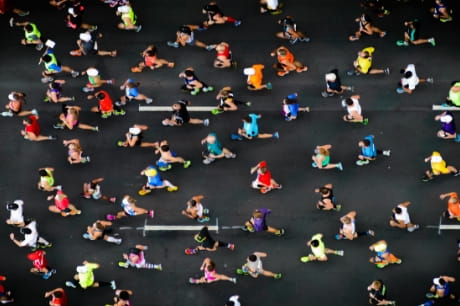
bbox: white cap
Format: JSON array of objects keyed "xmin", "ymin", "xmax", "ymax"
[
  {"xmin": 8, "ymin": 93, "xmax": 15, "ymax": 100},
  {"xmin": 14, "ymin": 200, "xmax": 24, "ymax": 205},
  {"xmin": 79, "ymin": 33, "xmax": 91, "ymax": 42},
  {"xmin": 325, "ymin": 73, "xmax": 336, "ymax": 81},
  {"xmin": 431, "ymin": 156, "xmax": 443, "ymax": 163},
  {"xmin": 76, "ymin": 265, "xmax": 88, "ymax": 273},
  {"xmin": 432, "ymin": 277, "xmax": 441, "ymax": 286},
  {"xmin": 86, "ymin": 68, "xmax": 99, "ymax": 77},
  {"xmin": 117, "ymin": 5, "xmax": 130, "ymax": 13},
  {"xmin": 440, "ymin": 114, "xmax": 453, "ymax": 123},
  {"xmin": 243, "ymin": 68, "xmax": 255, "ymax": 76},
  {"xmin": 129, "ymin": 127, "xmax": 141, "ymax": 135},
  {"xmin": 68, "ymin": 7, "xmax": 75, "ymax": 15}
]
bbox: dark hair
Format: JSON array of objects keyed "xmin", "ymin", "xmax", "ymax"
[
  {"xmin": 54, "ymin": 291, "xmax": 62, "ymax": 298},
  {"xmin": 242, "ymin": 115, "xmax": 251, "ymax": 122},
  {"xmin": 38, "ymin": 169, "xmax": 49, "ymax": 177},
  {"xmin": 146, "ymin": 49, "xmax": 156, "ymax": 57},
  {"xmin": 160, "ymin": 145, "xmax": 169, "ymax": 151},
  {"xmin": 24, "ymin": 24, "xmax": 33, "ymax": 32},
  {"xmin": 179, "ymin": 25, "xmax": 191, "ymax": 35},
  {"xmin": 189, "ymin": 199, "xmax": 197, "ymax": 207},
  {"xmin": 207, "ymin": 261, "xmax": 216, "ymax": 271},
  {"xmin": 42, "ymin": 54, "xmax": 52, "ymax": 63},
  {"xmin": 319, "ymin": 187, "xmax": 329, "ymax": 195},
  {"xmin": 6, "ymin": 203, "xmax": 19, "ymax": 210},
  {"xmin": 394, "ymin": 207, "xmax": 402, "ymax": 214},
  {"xmin": 404, "ymin": 71, "xmax": 413, "ymax": 78},
  {"xmin": 95, "ymin": 92, "xmax": 106, "ymax": 100},
  {"xmin": 311, "ymin": 239, "xmax": 319, "ymax": 247},
  {"xmin": 248, "ymin": 254, "xmax": 257, "ymax": 262},
  {"xmin": 119, "ymin": 290, "xmax": 130, "ymax": 300},
  {"xmin": 20, "ymin": 227, "xmax": 32, "ymax": 235},
  {"xmin": 438, "ymin": 278, "xmax": 446, "ymax": 286},
  {"xmin": 184, "ymin": 70, "xmax": 194, "ymax": 77},
  {"xmin": 362, "ymin": 139, "xmax": 371, "ymax": 146},
  {"xmin": 51, "ymin": 82, "xmax": 61, "ymax": 90},
  {"xmin": 345, "ymin": 98, "xmax": 354, "ymax": 106}
]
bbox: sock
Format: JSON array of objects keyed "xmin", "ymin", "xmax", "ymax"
[
  {"xmin": 144, "ymin": 263, "xmax": 155, "ymax": 269},
  {"xmin": 164, "ymin": 180, "xmax": 173, "ymax": 187},
  {"xmin": 106, "ymin": 236, "xmax": 119, "ymax": 244}
]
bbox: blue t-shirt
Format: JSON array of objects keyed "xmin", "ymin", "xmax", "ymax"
[
  {"xmin": 243, "ymin": 113, "xmax": 259, "ymax": 137},
  {"xmin": 361, "ymin": 135, "xmax": 376, "ymax": 158}
]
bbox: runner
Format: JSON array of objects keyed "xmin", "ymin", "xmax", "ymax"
[
  {"xmin": 2, "ymin": 91, "xmax": 37, "ymax": 117},
  {"xmin": 189, "ymin": 257, "xmax": 236, "ymax": 284},
  {"xmin": 421, "ymin": 151, "xmax": 460, "ymax": 182},
  {"xmin": 201, "ymin": 132, "xmax": 236, "ymax": 164},
  {"xmin": 314, "ymin": 184, "xmax": 341, "ymax": 211},
  {"xmin": 185, "ymin": 226, "xmax": 234, "ymax": 255},
  {"xmin": 210, "ymin": 42, "xmax": 235, "ymax": 69},
  {"xmin": 137, "ymin": 165, "xmax": 179, "ymax": 195},
  {"xmin": 88, "ymin": 90, "xmax": 125, "ymax": 119},
  {"xmin": 236, "ymin": 252, "xmax": 282, "ymax": 279},
  {"xmin": 40, "ymin": 46, "xmax": 80, "ymax": 83},
  {"xmin": 300, "ymin": 233, "xmax": 344, "ymax": 263},
  {"xmin": 311, "ymin": 144, "xmax": 343, "ymax": 171},
  {"xmin": 336, "ymin": 211, "xmax": 374, "ymax": 240},
  {"xmin": 389, "ymin": 201, "xmax": 420, "ymax": 232},
  {"xmin": 116, "ymin": 3, "xmax": 142, "ymax": 32},
  {"xmin": 430, "ymin": 0, "xmax": 453, "ymax": 22},
  {"xmin": 235, "ymin": 113, "xmax": 279, "ymax": 140},
  {"xmin": 396, "ymin": 19, "xmax": 436, "ymax": 47},
  {"xmin": 81, "ymin": 67, "xmax": 113, "ymax": 93},
  {"xmin": 281, "ymin": 92, "xmax": 310, "ymax": 121},
  {"xmin": 200, "ymin": 2, "xmax": 241, "ymax": 28},
  {"xmin": 443, "ymin": 81, "xmax": 460, "ymax": 107},
  {"xmin": 83, "ymin": 220, "xmax": 122, "ymax": 245},
  {"xmin": 162, "ymin": 100, "xmax": 209, "ymax": 127},
  {"xmin": 5, "ymin": 200, "xmax": 25, "ymax": 227},
  {"xmin": 118, "ymin": 245, "xmax": 162, "ymax": 271},
  {"xmin": 21, "ymin": 115, "xmax": 56, "ymax": 141},
  {"xmin": 225, "ymin": 295, "xmax": 241, "ymax": 306},
  {"xmin": 117, "ymin": 124, "xmax": 157, "ymax": 148},
  {"xmin": 47, "ymin": 189, "xmax": 81, "ymax": 216},
  {"xmin": 356, "ymin": 135, "xmax": 391, "ymax": 166},
  {"xmin": 27, "ymin": 250, "xmax": 56, "ymax": 279},
  {"xmin": 260, "ymin": 0, "xmax": 282, "ymax": 15},
  {"xmin": 131, "ymin": 45, "xmax": 174, "ymax": 72},
  {"xmin": 212, "ymin": 86, "xmax": 250, "ymax": 114},
  {"xmin": 65, "ymin": 261, "xmax": 116, "ymax": 290},
  {"xmin": 116, "ymin": 78, "xmax": 153, "ymax": 106},
  {"xmin": 439, "ymin": 192, "xmax": 460, "ymax": 221},
  {"xmin": 9, "ymin": 219, "xmax": 52, "ymax": 250},
  {"xmin": 63, "ymin": 138, "xmax": 90, "ymax": 164},
  {"xmin": 44, "ymin": 288, "xmax": 67, "ymax": 306},
  {"xmin": 0, "ymin": 275, "xmax": 14, "ymax": 304},
  {"xmin": 425, "ymin": 276, "xmax": 456, "ymax": 300},
  {"xmin": 250, "ymin": 161, "xmax": 282, "ymax": 194},
  {"xmin": 181, "ymin": 195, "xmax": 210, "ymax": 223},
  {"xmin": 167, "ymin": 25, "xmax": 214, "ymax": 50},
  {"xmin": 367, "ymin": 280, "xmax": 396, "ymax": 305},
  {"xmin": 37, "ymin": 167, "xmax": 60, "ymax": 192},
  {"xmin": 348, "ymin": 13, "xmax": 386, "ymax": 41},
  {"xmin": 434, "ymin": 111, "xmax": 459, "ymax": 141},
  {"xmin": 244, "ymin": 64, "xmax": 272, "ymax": 91},
  {"xmin": 276, "ymin": 15, "xmax": 310, "ymax": 44},
  {"xmin": 348, "ymin": 46, "xmax": 390, "ymax": 76},
  {"xmin": 44, "ymin": 80, "xmax": 74, "ymax": 103},
  {"xmin": 369, "ymin": 240, "xmax": 402, "ymax": 268},
  {"xmin": 106, "ymin": 195, "xmax": 154, "ymax": 220},
  {"xmin": 396, "ymin": 64, "xmax": 433, "ymax": 94},
  {"xmin": 154, "ymin": 139, "xmax": 191, "ymax": 171},
  {"xmin": 82, "ymin": 177, "xmax": 116, "ymax": 203},
  {"xmin": 53, "ymin": 105, "xmax": 99, "ymax": 132},
  {"xmin": 178, "ymin": 67, "xmax": 214, "ymax": 96},
  {"xmin": 106, "ymin": 289, "xmax": 133, "ymax": 306},
  {"xmin": 70, "ymin": 31, "xmax": 117, "ymax": 57},
  {"xmin": 342, "ymin": 95, "xmax": 368, "ymax": 125},
  {"xmin": 11, "ymin": 20, "xmax": 44, "ymax": 50},
  {"xmin": 242, "ymin": 208, "xmax": 285, "ymax": 236},
  {"xmin": 322, "ymin": 70, "xmax": 353, "ymax": 97},
  {"xmin": 270, "ymin": 45, "xmax": 307, "ymax": 76}
]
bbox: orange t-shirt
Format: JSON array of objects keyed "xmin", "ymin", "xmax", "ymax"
[
  {"xmin": 248, "ymin": 64, "xmax": 264, "ymax": 88},
  {"xmin": 447, "ymin": 192, "xmax": 460, "ymax": 216},
  {"xmin": 278, "ymin": 50, "xmax": 294, "ymax": 64}
]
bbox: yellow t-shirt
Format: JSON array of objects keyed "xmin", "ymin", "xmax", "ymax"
[{"xmin": 357, "ymin": 47, "xmax": 375, "ymax": 74}]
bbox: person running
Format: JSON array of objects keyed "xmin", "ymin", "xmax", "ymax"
[
  {"xmin": 425, "ymin": 276, "xmax": 456, "ymax": 300},
  {"xmin": 65, "ymin": 261, "xmax": 116, "ymax": 290},
  {"xmin": 443, "ymin": 81, "xmax": 460, "ymax": 107},
  {"xmin": 138, "ymin": 165, "xmax": 179, "ymax": 195},
  {"xmin": 281, "ymin": 92, "xmax": 310, "ymax": 121},
  {"xmin": 235, "ymin": 113, "xmax": 279, "ymax": 140},
  {"xmin": 311, "ymin": 144, "xmax": 343, "ymax": 171},
  {"xmin": 369, "ymin": 240, "xmax": 402, "ymax": 268},
  {"xmin": 201, "ymin": 132, "xmax": 236, "ymax": 164},
  {"xmin": 65, "ymin": 5, "xmax": 96, "ymax": 30},
  {"xmin": 349, "ymin": 46, "xmax": 390, "ymax": 76},
  {"xmin": 116, "ymin": 3, "xmax": 142, "ymax": 32},
  {"xmin": 270, "ymin": 46, "xmax": 308, "ymax": 76},
  {"xmin": 336, "ymin": 211, "xmax": 374, "ymax": 240},
  {"xmin": 422, "ymin": 151, "xmax": 460, "ymax": 182},
  {"xmin": 212, "ymin": 86, "xmax": 250, "ymax": 114},
  {"xmin": 116, "ymin": 78, "xmax": 153, "ymax": 106},
  {"xmin": 5, "ymin": 200, "xmax": 25, "ymax": 227},
  {"xmin": 154, "ymin": 139, "xmax": 191, "ymax": 171},
  {"xmin": 11, "ymin": 20, "xmax": 43, "ymax": 50},
  {"xmin": 54, "ymin": 105, "xmax": 99, "ymax": 132},
  {"xmin": 250, "ymin": 161, "xmax": 282, "ymax": 194},
  {"xmin": 430, "ymin": 0, "xmax": 452, "ymax": 22},
  {"xmin": 244, "ymin": 64, "xmax": 272, "ymax": 91},
  {"xmin": 396, "ymin": 19, "xmax": 436, "ymax": 47},
  {"xmin": 21, "ymin": 115, "xmax": 56, "ymax": 141},
  {"xmin": 81, "ymin": 67, "xmax": 114, "ymax": 93},
  {"xmin": 106, "ymin": 195, "xmax": 154, "ymax": 220},
  {"xmin": 162, "ymin": 100, "xmax": 209, "ymax": 127},
  {"xmin": 106, "ymin": 289, "xmax": 132, "ymax": 306},
  {"xmin": 300, "ymin": 233, "xmax": 344, "ymax": 263},
  {"xmin": 40, "ymin": 47, "xmax": 80, "ymax": 83},
  {"xmin": 439, "ymin": 192, "xmax": 460, "ymax": 221},
  {"xmin": 210, "ymin": 42, "xmax": 235, "ymax": 69},
  {"xmin": 44, "ymin": 80, "xmax": 74, "ymax": 103},
  {"xmin": 63, "ymin": 138, "xmax": 90, "ymax": 164},
  {"xmin": 200, "ymin": 2, "xmax": 241, "ymax": 28},
  {"xmin": 0, "ymin": 275, "xmax": 14, "ymax": 304},
  {"xmin": 225, "ymin": 295, "xmax": 241, "ymax": 306},
  {"xmin": 189, "ymin": 257, "xmax": 236, "ymax": 284},
  {"xmin": 349, "ymin": 14, "xmax": 386, "ymax": 41},
  {"xmin": 185, "ymin": 226, "xmax": 234, "ymax": 255},
  {"xmin": 10, "ymin": 219, "xmax": 52, "ymax": 250},
  {"xmin": 2, "ymin": 91, "xmax": 37, "ymax": 117},
  {"xmin": 117, "ymin": 124, "xmax": 157, "ymax": 148},
  {"xmin": 167, "ymin": 25, "xmax": 214, "ymax": 50},
  {"xmin": 356, "ymin": 135, "xmax": 391, "ymax": 166},
  {"xmin": 276, "ymin": 15, "xmax": 310, "ymax": 44},
  {"xmin": 179, "ymin": 67, "xmax": 214, "ymax": 96},
  {"xmin": 83, "ymin": 220, "xmax": 122, "ymax": 245},
  {"xmin": 322, "ymin": 70, "xmax": 353, "ymax": 97},
  {"xmin": 118, "ymin": 245, "xmax": 162, "ymax": 271},
  {"xmin": 367, "ymin": 280, "xmax": 396, "ymax": 305},
  {"xmin": 242, "ymin": 208, "xmax": 285, "ymax": 236},
  {"xmin": 27, "ymin": 250, "xmax": 56, "ymax": 279},
  {"xmin": 88, "ymin": 90, "xmax": 125, "ymax": 119},
  {"xmin": 389, "ymin": 201, "xmax": 420, "ymax": 232},
  {"xmin": 360, "ymin": 0, "xmax": 389, "ymax": 17},
  {"xmin": 181, "ymin": 195, "xmax": 210, "ymax": 223},
  {"xmin": 47, "ymin": 189, "xmax": 81, "ymax": 216},
  {"xmin": 314, "ymin": 184, "xmax": 341, "ymax": 211},
  {"xmin": 236, "ymin": 252, "xmax": 282, "ymax": 279},
  {"xmin": 70, "ymin": 31, "xmax": 117, "ymax": 57},
  {"xmin": 396, "ymin": 64, "xmax": 433, "ymax": 94},
  {"xmin": 44, "ymin": 288, "xmax": 67, "ymax": 306},
  {"xmin": 37, "ymin": 167, "xmax": 60, "ymax": 192},
  {"xmin": 434, "ymin": 111, "xmax": 459, "ymax": 141},
  {"xmin": 342, "ymin": 95, "xmax": 368, "ymax": 125},
  {"xmin": 82, "ymin": 178, "xmax": 116, "ymax": 203},
  {"xmin": 260, "ymin": 0, "xmax": 282, "ymax": 15},
  {"xmin": 131, "ymin": 45, "xmax": 174, "ymax": 72}
]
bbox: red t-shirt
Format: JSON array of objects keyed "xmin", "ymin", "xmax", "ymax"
[
  {"xmin": 27, "ymin": 250, "xmax": 48, "ymax": 269},
  {"xmin": 51, "ymin": 290, "xmax": 68, "ymax": 306},
  {"xmin": 55, "ymin": 196, "xmax": 70, "ymax": 211},
  {"xmin": 257, "ymin": 170, "xmax": 272, "ymax": 186},
  {"xmin": 98, "ymin": 90, "xmax": 114, "ymax": 112},
  {"xmin": 25, "ymin": 115, "xmax": 41, "ymax": 136}
]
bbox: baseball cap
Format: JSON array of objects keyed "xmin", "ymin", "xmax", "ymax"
[
  {"xmin": 79, "ymin": 33, "xmax": 91, "ymax": 42},
  {"xmin": 243, "ymin": 68, "xmax": 255, "ymax": 76}
]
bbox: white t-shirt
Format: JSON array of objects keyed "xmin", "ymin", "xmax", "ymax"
[
  {"xmin": 395, "ymin": 205, "xmax": 411, "ymax": 224},
  {"xmin": 266, "ymin": 0, "xmax": 279, "ymax": 9},
  {"xmin": 247, "ymin": 255, "xmax": 263, "ymax": 273},
  {"xmin": 21, "ymin": 221, "xmax": 38, "ymax": 247},
  {"xmin": 401, "ymin": 64, "xmax": 419, "ymax": 90},
  {"xmin": 228, "ymin": 295, "xmax": 241, "ymax": 306},
  {"xmin": 347, "ymin": 98, "xmax": 362, "ymax": 116},
  {"xmin": 9, "ymin": 201, "xmax": 24, "ymax": 223}
]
